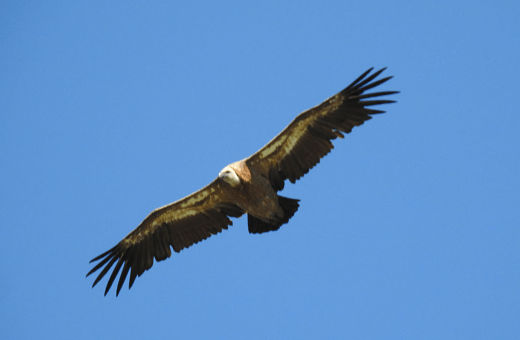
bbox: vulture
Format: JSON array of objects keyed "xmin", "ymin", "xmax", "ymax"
[{"xmin": 87, "ymin": 67, "xmax": 398, "ymax": 296}]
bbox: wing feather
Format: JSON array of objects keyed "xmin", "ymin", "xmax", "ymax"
[
  {"xmin": 87, "ymin": 180, "xmax": 245, "ymax": 296},
  {"xmin": 247, "ymin": 67, "xmax": 398, "ymax": 190}
]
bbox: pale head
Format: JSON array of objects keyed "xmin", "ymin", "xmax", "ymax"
[{"xmin": 218, "ymin": 166, "xmax": 241, "ymax": 187}]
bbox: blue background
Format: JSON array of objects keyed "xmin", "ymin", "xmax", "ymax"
[{"xmin": 2, "ymin": 1, "xmax": 519, "ymax": 339}]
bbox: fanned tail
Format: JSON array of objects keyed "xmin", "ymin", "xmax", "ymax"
[{"xmin": 248, "ymin": 195, "xmax": 300, "ymax": 234}]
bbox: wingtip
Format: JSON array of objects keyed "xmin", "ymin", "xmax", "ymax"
[
  {"xmin": 104, "ymin": 284, "xmax": 111, "ymax": 296},
  {"xmin": 86, "ymin": 267, "xmax": 97, "ymax": 278},
  {"xmin": 89, "ymin": 247, "xmax": 115, "ymax": 263}
]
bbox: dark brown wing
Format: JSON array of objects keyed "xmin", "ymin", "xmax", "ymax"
[
  {"xmin": 246, "ymin": 68, "xmax": 398, "ymax": 191},
  {"xmin": 86, "ymin": 180, "xmax": 244, "ymax": 296}
]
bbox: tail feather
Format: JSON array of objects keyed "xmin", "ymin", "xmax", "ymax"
[
  {"xmin": 278, "ymin": 195, "xmax": 300, "ymax": 222},
  {"xmin": 248, "ymin": 195, "xmax": 300, "ymax": 234}
]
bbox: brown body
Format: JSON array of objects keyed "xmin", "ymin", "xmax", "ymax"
[
  {"xmin": 227, "ymin": 160, "xmax": 284, "ymax": 224},
  {"xmin": 87, "ymin": 68, "xmax": 398, "ymax": 296}
]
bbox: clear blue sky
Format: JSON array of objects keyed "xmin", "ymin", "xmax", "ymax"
[{"xmin": 1, "ymin": 1, "xmax": 519, "ymax": 339}]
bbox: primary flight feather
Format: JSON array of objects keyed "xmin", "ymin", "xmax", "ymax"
[{"xmin": 87, "ymin": 67, "xmax": 398, "ymax": 296}]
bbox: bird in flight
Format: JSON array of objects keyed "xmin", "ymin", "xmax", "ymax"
[{"xmin": 87, "ymin": 67, "xmax": 398, "ymax": 296}]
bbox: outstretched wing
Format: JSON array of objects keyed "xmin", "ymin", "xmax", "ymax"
[
  {"xmin": 86, "ymin": 180, "xmax": 244, "ymax": 296},
  {"xmin": 246, "ymin": 67, "xmax": 398, "ymax": 191}
]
